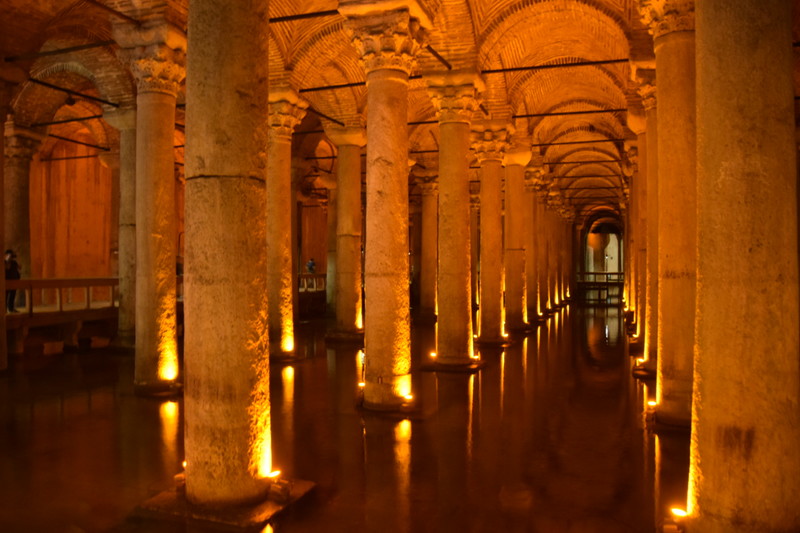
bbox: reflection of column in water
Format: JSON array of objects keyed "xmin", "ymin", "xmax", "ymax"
[
  {"xmin": 159, "ymin": 400, "xmax": 180, "ymax": 473},
  {"xmin": 653, "ymin": 432, "xmax": 690, "ymax": 529},
  {"xmin": 331, "ymin": 347, "xmax": 365, "ymax": 504},
  {"xmin": 435, "ymin": 373, "xmax": 473, "ymax": 532},
  {"xmin": 364, "ymin": 414, "xmax": 410, "ymax": 533}
]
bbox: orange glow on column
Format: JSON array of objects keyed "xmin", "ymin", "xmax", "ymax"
[
  {"xmin": 355, "ymin": 303, "xmax": 363, "ymax": 330},
  {"xmin": 395, "ymin": 374, "xmax": 412, "ymax": 400},
  {"xmin": 249, "ymin": 354, "xmax": 272, "ymax": 478}
]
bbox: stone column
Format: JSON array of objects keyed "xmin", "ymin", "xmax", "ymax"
[
  {"xmin": 469, "ymin": 183, "xmax": 479, "ymax": 311},
  {"xmin": 523, "ymin": 166, "xmax": 540, "ymax": 320},
  {"xmin": 472, "ymin": 121, "xmax": 510, "ymax": 344},
  {"xmin": 342, "ymin": 4, "xmax": 423, "ymax": 409},
  {"xmin": 325, "ymin": 187, "xmax": 337, "ymax": 312},
  {"xmin": 0, "ymin": 80, "xmax": 15, "ymax": 371},
  {"xmin": 688, "ymin": 0, "xmax": 800, "ymax": 530},
  {"xmin": 4, "ymin": 122, "xmax": 42, "ymax": 280},
  {"xmin": 267, "ymin": 88, "xmax": 307, "ymax": 357},
  {"xmin": 639, "ymin": 73, "xmax": 659, "ymax": 372},
  {"xmin": 116, "ymin": 22, "xmax": 185, "ymax": 392},
  {"xmin": 427, "ymin": 72, "xmax": 482, "ymax": 365},
  {"xmin": 640, "ymin": 0, "xmax": 695, "ymax": 425},
  {"xmin": 504, "ymin": 146, "xmax": 530, "ymax": 331},
  {"xmin": 415, "ymin": 175, "xmax": 437, "ymax": 321},
  {"xmin": 103, "ymin": 109, "xmax": 137, "ymax": 348},
  {"xmin": 627, "ymin": 110, "xmax": 647, "ymax": 343},
  {"xmin": 326, "ymin": 127, "xmax": 365, "ymax": 339},
  {"xmin": 545, "ymin": 193, "xmax": 560, "ymax": 309},
  {"xmin": 183, "ymin": 0, "xmax": 272, "ymax": 505},
  {"xmin": 533, "ymin": 185, "xmax": 549, "ymax": 314}
]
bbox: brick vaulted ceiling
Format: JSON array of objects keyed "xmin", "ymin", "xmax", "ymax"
[{"xmin": 2, "ymin": 0, "xmax": 800, "ymax": 221}]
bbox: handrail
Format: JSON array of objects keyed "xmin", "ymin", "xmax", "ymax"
[
  {"xmin": 5, "ymin": 277, "xmax": 118, "ymax": 316},
  {"xmin": 575, "ymin": 272, "xmax": 625, "ymax": 283}
]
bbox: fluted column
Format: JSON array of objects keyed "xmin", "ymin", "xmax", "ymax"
[
  {"xmin": 472, "ymin": 121, "xmax": 510, "ymax": 344},
  {"xmin": 183, "ymin": 0, "xmax": 272, "ymax": 505},
  {"xmin": 103, "ymin": 109, "xmax": 137, "ymax": 348},
  {"xmin": 504, "ymin": 146, "xmax": 530, "ymax": 331},
  {"xmin": 640, "ymin": 0, "xmax": 695, "ymax": 425},
  {"xmin": 267, "ymin": 88, "xmax": 307, "ymax": 357},
  {"xmin": 428, "ymin": 72, "xmax": 482, "ymax": 365},
  {"xmin": 342, "ymin": 5, "xmax": 423, "ymax": 409},
  {"xmin": 639, "ymin": 74, "xmax": 659, "ymax": 371},
  {"xmin": 417, "ymin": 176, "xmax": 438, "ymax": 321},
  {"xmin": 327, "ymin": 127, "xmax": 366, "ymax": 338},
  {"xmin": 688, "ymin": 1, "xmax": 800, "ymax": 530},
  {"xmin": 4, "ymin": 123, "xmax": 42, "ymax": 281},
  {"xmin": 116, "ymin": 22, "xmax": 185, "ymax": 392}
]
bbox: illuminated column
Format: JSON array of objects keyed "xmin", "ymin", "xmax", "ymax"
[
  {"xmin": 533, "ymin": 186, "xmax": 549, "ymax": 313},
  {"xmin": 325, "ymin": 186, "xmax": 337, "ymax": 312},
  {"xmin": 327, "ymin": 127, "xmax": 365, "ymax": 338},
  {"xmin": 417, "ymin": 175, "xmax": 438, "ymax": 322},
  {"xmin": 639, "ymin": 73, "xmax": 659, "ymax": 371},
  {"xmin": 627, "ymin": 109, "xmax": 647, "ymax": 342},
  {"xmin": 267, "ymin": 88, "xmax": 307, "ymax": 357},
  {"xmin": 116, "ymin": 22, "xmax": 185, "ymax": 392},
  {"xmin": 183, "ymin": 0, "xmax": 272, "ymax": 505},
  {"xmin": 469, "ymin": 185, "xmax": 479, "ymax": 311},
  {"xmin": 472, "ymin": 121, "xmax": 510, "ymax": 344},
  {"xmin": 640, "ymin": 0, "xmax": 695, "ymax": 425},
  {"xmin": 342, "ymin": 4, "xmax": 424, "ymax": 408},
  {"xmin": 3, "ymin": 122, "xmax": 42, "ymax": 280},
  {"xmin": 523, "ymin": 166, "xmax": 540, "ymax": 320},
  {"xmin": 104, "ymin": 109, "xmax": 137, "ymax": 348},
  {"xmin": 545, "ymin": 194, "xmax": 560, "ymax": 309},
  {"xmin": 0, "ymin": 80, "xmax": 13, "ymax": 371},
  {"xmin": 688, "ymin": 1, "xmax": 800, "ymax": 530},
  {"xmin": 428, "ymin": 72, "xmax": 482, "ymax": 364},
  {"xmin": 503, "ymin": 146, "xmax": 530, "ymax": 331}
]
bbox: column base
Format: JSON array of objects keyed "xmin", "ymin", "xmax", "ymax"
[
  {"xmin": 325, "ymin": 329, "xmax": 365, "ymax": 345},
  {"xmin": 645, "ymin": 408, "xmax": 691, "ymax": 434},
  {"xmin": 420, "ymin": 358, "xmax": 486, "ymax": 373},
  {"xmin": 269, "ymin": 350, "xmax": 300, "ymax": 363},
  {"xmin": 135, "ymin": 476, "xmax": 314, "ymax": 530},
  {"xmin": 632, "ymin": 362, "xmax": 656, "ymax": 380},
  {"xmin": 506, "ymin": 322, "xmax": 534, "ymax": 335},
  {"xmin": 628, "ymin": 338, "xmax": 645, "ymax": 354},
  {"xmin": 413, "ymin": 310, "xmax": 437, "ymax": 325},
  {"xmin": 134, "ymin": 380, "xmax": 183, "ymax": 397},
  {"xmin": 476, "ymin": 336, "xmax": 510, "ymax": 347}
]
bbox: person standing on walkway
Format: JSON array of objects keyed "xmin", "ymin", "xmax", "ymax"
[{"xmin": 5, "ymin": 249, "xmax": 20, "ymax": 312}]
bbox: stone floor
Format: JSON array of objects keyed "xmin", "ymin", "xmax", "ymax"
[{"xmin": 0, "ymin": 304, "xmax": 690, "ymax": 533}]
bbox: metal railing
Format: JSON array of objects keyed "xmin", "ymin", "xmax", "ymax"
[
  {"xmin": 575, "ymin": 272, "xmax": 624, "ymax": 284},
  {"xmin": 5, "ymin": 278, "xmax": 118, "ymax": 316}
]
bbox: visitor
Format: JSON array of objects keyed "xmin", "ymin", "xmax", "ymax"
[
  {"xmin": 5, "ymin": 249, "xmax": 20, "ymax": 312},
  {"xmin": 306, "ymin": 257, "xmax": 316, "ymax": 273}
]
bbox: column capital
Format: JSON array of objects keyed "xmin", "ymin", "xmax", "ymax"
[
  {"xmin": 123, "ymin": 43, "xmax": 186, "ymax": 96},
  {"xmin": 4, "ymin": 121, "xmax": 44, "ymax": 160},
  {"xmin": 635, "ymin": 68, "xmax": 657, "ymax": 111},
  {"xmin": 98, "ymin": 151, "xmax": 121, "ymax": 170},
  {"xmin": 325, "ymin": 126, "xmax": 366, "ymax": 147},
  {"xmin": 504, "ymin": 145, "xmax": 531, "ymax": 167},
  {"xmin": 416, "ymin": 171, "xmax": 438, "ymax": 195},
  {"xmin": 343, "ymin": 8, "xmax": 425, "ymax": 76},
  {"xmin": 471, "ymin": 121, "xmax": 513, "ymax": 164},
  {"xmin": 268, "ymin": 88, "xmax": 308, "ymax": 140},
  {"xmin": 103, "ymin": 107, "xmax": 137, "ymax": 131},
  {"xmin": 426, "ymin": 71, "xmax": 484, "ymax": 124},
  {"xmin": 639, "ymin": 0, "xmax": 694, "ymax": 40}
]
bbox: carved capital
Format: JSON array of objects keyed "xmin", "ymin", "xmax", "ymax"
[
  {"xmin": 268, "ymin": 89, "xmax": 308, "ymax": 140},
  {"xmin": 426, "ymin": 71, "xmax": 484, "ymax": 124},
  {"xmin": 639, "ymin": 0, "xmax": 694, "ymax": 39},
  {"xmin": 124, "ymin": 44, "xmax": 186, "ymax": 96},
  {"xmin": 470, "ymin": 194, "xmax": 480, "ymax": 211},
  {"xmin": 417, "ymin": 178, "xmax": 438, "ymax": 195},
  {"xmin": 103, "ymin": 107, "xmax": 137, "ymax": 131},
  {"xmin": 344, "ymin": 9, "xmax": 424, "ymax": 76},
  {"xmin": 504, "ymin": 145, "xmax": 531, "ymax": 167},
  {"xmin": 4, "ymin": 122, "xmax": 43, "ymax": 165},
  {"xmin": 326, "ymin": 126, "xmax": 366, "ymax": 147},
  {"xmin": 471, "ymin": 121, "xmax": 513, "ymax": 164}
]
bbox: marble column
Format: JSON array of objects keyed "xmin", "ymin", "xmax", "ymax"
[
  {"xmin": 416, "ymin": 174, "xmax": 438, "ymax": 322},
  {"xmin": 4, "ymin": 122, "xmax": 42, "ymax": 281},
  {"xmin": 533, "ymin": 185, "xmax": 550, "ymax": 314},
  {"xmin": 342, "ymin": 5, "xmax": 423, "ymax": 409},
  {"xmin": 523, "ymin": 166, "xmax": 540, "ymax": 320},
  {"xmin": 639, "ymin": 73, "xmax": 659, "ymax": 372},
  {"xmin": 325, "ymin": 187, "xmax": 337, "ymax": 313},
  {"xmin": 472, "ymin": 121, "xmax": 510, "ymax": 344},
  {"xmin": 267, "ymin": 88, "xmax": 307, "ymax": 357},
  {"xmin": 183, "ymin": 0, "xmax": 272, "ymax": 505},
  {"xmin": 504, "ymin": 146, "xmax": 530, "ymax": 331},
  {"xmin": 116, "ymin": 22, "xmax": 185, "ymax": 392},
  {"xmin": 103, "ymin": 109, "xmax": 137, "ymax": 348},
  {"xmin": 428, "ymin": 72, "xmax": 482, "ymax": 365},
  {"xmin": 0, "ymin": 80, "xmax": 13, "ymax": 371},
  {"xmin": 640, "ymin": 0, "xmax": 696, "ymax": 425},
  {"xmin": 326, "ymin": 127, "xmax": 365, "ymax": 339},
  {"xmin": 688, "ymin": 0, "xmax": 800, "ymax": 530}
]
